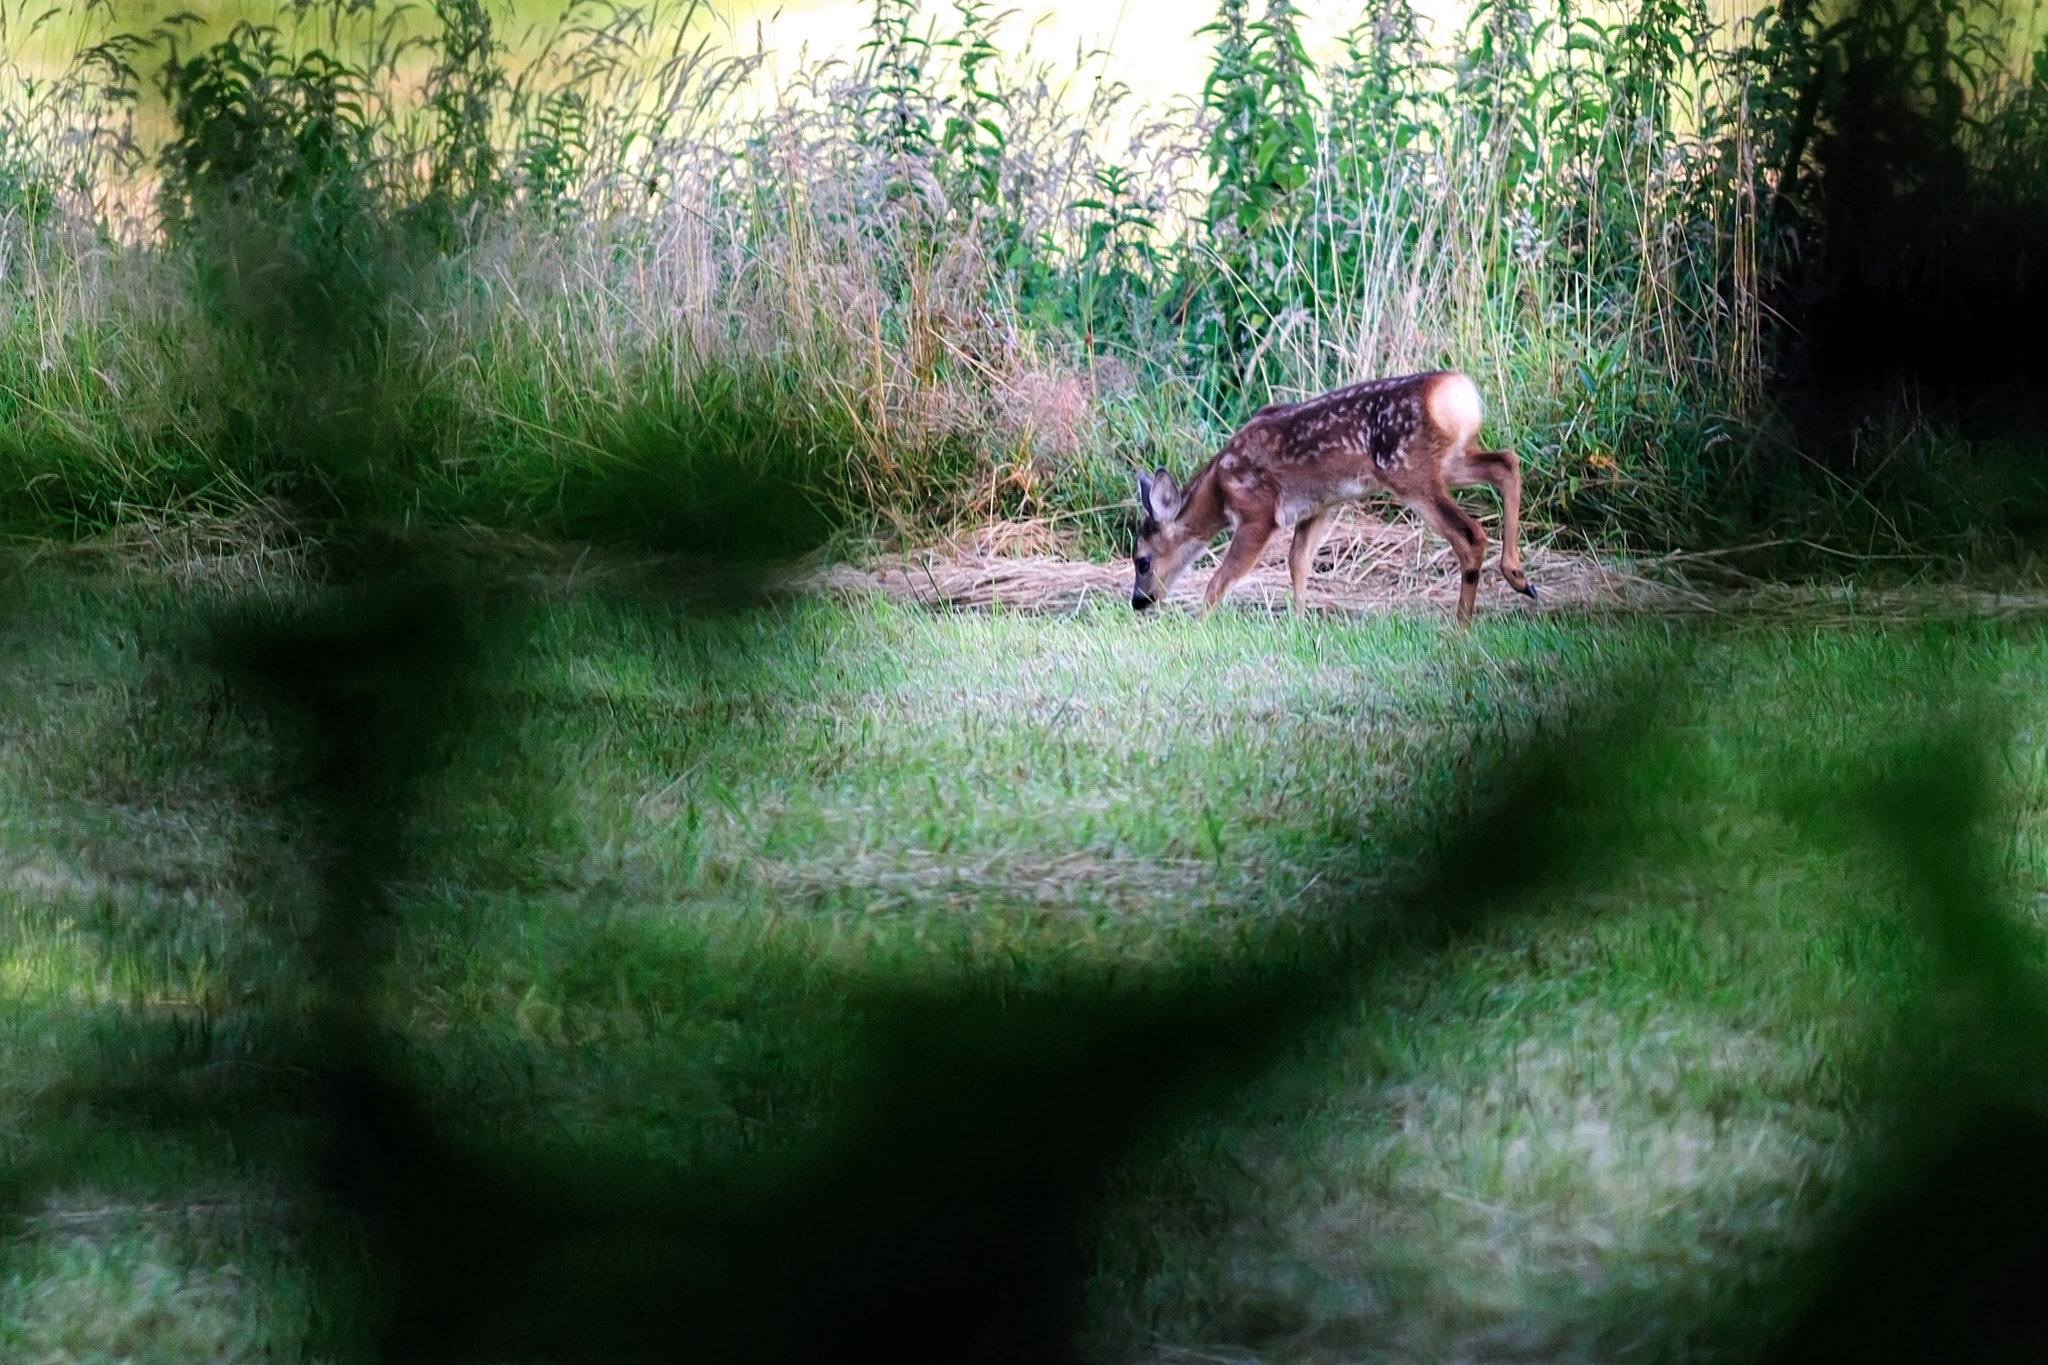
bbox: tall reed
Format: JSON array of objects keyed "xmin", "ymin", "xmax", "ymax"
[{"xmin": 0, "ymin": 0, "xmax": 2043, "ymax": 556}]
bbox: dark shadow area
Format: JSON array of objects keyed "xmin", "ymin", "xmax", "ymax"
[
  {"xmin": 1763, "ymin": 1107, "xmax": 2048, "ymax": 1364},
  {"xmin": 1758, "ymin": 717, "xmax": 2048, "ymax": 1363},
  {"xmin": 1766, "ymin": 0, "xmax": 2048, "ymax": 397},
  {"xmin": 216, "ymin": 597, "xmax": 2048, "ymax": 1365},
  {"xmin": 1756, "ymin": 0, "xmax": 2048, "ymax": 538},
  {"xmin": 538, "ymin": 366, "xmax": 847, "ymax": 560},
  {"xmin": 193, "ymin": 571, "xmax": 1668, "ymax": 1364}
]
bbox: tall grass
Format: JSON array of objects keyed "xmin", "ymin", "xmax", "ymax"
[{"xmin": 1, "ymin": 0, "xmax": 2046, "ymax": 557}]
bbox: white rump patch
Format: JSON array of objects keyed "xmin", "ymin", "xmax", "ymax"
[{"xmin": 1425, "ymin": 372, "xmax": 1483, "ymax": 445}]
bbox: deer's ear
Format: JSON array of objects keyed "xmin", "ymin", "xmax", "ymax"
[{"xmin": 1139, "ymin": 468, "xmax": 1180, "ymax": 524}]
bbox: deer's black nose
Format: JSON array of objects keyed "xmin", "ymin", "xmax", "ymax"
[{"xmin": 1132, "ymin": 592, "xmax": 1155, "ymax": 611}]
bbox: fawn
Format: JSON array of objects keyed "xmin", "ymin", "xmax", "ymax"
[{"xmin": 1131, "ymin": 370, "xmax": 1536, "ymax": 623}]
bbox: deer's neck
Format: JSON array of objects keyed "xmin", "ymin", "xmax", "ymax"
[{"xmin": 1176, "ymin": 460, "xmax": 1230, "ymax": 544}]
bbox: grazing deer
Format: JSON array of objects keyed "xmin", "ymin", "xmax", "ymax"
[{"xmin": 1131, "ymin": 370, "xmax": 1537, "ymax": 624}]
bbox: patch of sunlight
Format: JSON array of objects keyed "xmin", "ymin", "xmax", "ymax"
[{"xmin": 0, "ymin": 931, "xmax": 111, "ymax": 1006}]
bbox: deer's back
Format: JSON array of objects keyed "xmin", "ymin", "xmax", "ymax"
[{"xmin": 1213, "ymin": 371, "xmax": 1477, "ymax": 519}]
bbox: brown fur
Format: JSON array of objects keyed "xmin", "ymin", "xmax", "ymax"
[{"xmin": 1132, "ymin": 370, "xmax": 1535, "ymax": 623}]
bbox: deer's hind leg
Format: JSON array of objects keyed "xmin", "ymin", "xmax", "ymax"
[
  {"xmin": 1287, "ymin": 508, "xmax": 1336, "ymax": 611},
  {"xmin": 1443, "ymin": 446, "xmax": 1536, "ymax": 600},
  {"xmin": 1408, "ymin": 490, "xmax": 1489, "ymax": 625}
]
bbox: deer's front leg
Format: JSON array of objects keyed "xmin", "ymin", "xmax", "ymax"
[
  {"xmin": 1202, "ymin": 516, "xmax": 1279, "ymax": 613},
  {"xmin": 1288, "ymin": 509, "xmax": 1335, "ymax": 611}
]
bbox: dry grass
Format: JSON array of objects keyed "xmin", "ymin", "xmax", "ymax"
[
  {"xmin": 24, "ymin": 504, "xmax": 2048, "ymax": 629},
  {"xmin": 19, "ymin": 501, "xmax": 313, "ymax": 590},
  {"xmin": 818, "ymin": 508, "xmax": 1710, "ymax": 617},
  {"xmin": 819, "ymin": 513, "xmax": 2048, "ymax": 624}
]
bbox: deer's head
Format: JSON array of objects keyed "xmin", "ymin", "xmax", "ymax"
[{"xmin": 1132, "ymin": 469, "xmax": 1203, "ymax": 611}]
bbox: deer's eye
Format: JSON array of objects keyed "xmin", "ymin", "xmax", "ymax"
[{"xmin": 1135, "ymin": 555, "xmax": 1152, "ymax": 573}]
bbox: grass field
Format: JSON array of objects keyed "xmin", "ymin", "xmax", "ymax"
[
  {"xmin": 3, "ymin": 554, "xmax": 2047, "ymax": 1362},
  {"xmin": 5, "ymin": 0, "xmax": 2047, "ymax": 1351}
]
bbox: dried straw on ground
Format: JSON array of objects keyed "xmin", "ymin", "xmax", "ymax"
[
  {"xmin": 27, "ymin": 501, "xmax": 312, "ymax": 590},
  {"xmin": 30, "ymin": 505, "xmax": 2048, "ymax": 624},
  {"xmin": 816, "ymin": 509, "xmax": 1711, "ymax": 616}
]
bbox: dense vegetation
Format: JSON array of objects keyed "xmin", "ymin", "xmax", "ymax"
[{"xmin": 3, "ymin": 0, "xmax": 2048, "ymax": 559}]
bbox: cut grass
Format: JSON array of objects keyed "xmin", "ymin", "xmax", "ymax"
[{"xmin": 2, "ymin": 559, "xmax": 2046, "ymax": 1361}]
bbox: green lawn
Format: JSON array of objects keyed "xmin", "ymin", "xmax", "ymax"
[{"xmin": 3, "ymin": 561, "xmax": 2046, "ymax": 1362}]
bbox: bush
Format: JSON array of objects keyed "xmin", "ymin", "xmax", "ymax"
[{"xmin": 0, "ymin": 0, "xmax": 2046, "ymax": 561}]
